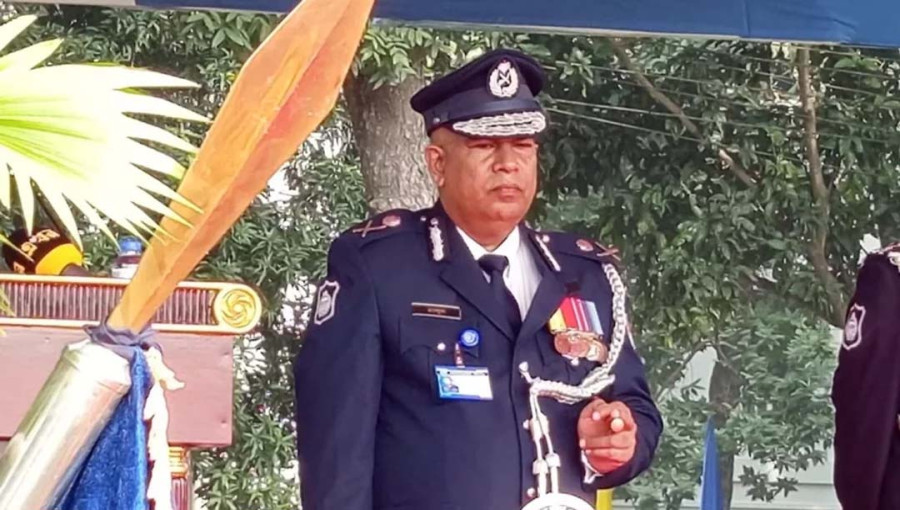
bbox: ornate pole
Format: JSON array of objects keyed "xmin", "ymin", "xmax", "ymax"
[{"xmin": 169, "ymin": 447, "xmax": 192, "ymax": 510}]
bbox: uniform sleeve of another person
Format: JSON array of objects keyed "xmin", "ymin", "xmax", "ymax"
[
  {"xmin": 293, "ymin": 234, "xmax": 383, "ymax": 510},
  {"xmin": 832, "ymin": 254, "xmax": 900, "ymax": 510},
  {"xmin": 584, "ymin": 294, "xmax": 663, "ymax": 490}
]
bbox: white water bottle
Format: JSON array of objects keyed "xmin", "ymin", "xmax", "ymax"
[{"xmin": 110, "ymin": 237, "xmax": 142, "ymax": 279}]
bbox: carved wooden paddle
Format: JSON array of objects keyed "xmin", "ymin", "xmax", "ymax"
[
  {"xmin": 0, "ymin": 2, "xmax": 375, "ymax": 507},
  {"xmin": 109, "ymin": 0, "xmax": 375, "ymax": 331}
]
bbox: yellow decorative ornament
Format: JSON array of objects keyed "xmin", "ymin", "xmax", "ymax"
[{"xmin": 213, "ymin": 284, "xmax": 262, "ymax": 334}]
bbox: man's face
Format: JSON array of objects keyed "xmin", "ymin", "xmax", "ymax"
[{"xmin": 425, "ymin": 128, "xmax": 538, "ymax": 229}]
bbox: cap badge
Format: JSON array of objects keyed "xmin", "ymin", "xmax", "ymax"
[{"xmin": 489, "ymin": 60, "xmax": 519, "ymax": 98}]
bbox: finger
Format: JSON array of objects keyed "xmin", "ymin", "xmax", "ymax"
[
  {"xmin": 608, "ymin": 403, "xmax": 637, "ymax": 431},
  {"xmin": 610, "ymin": 416, "xmax": 625, "ymax": 433},
  {"xmin": 587, "ymin": 447, "xmax": 633, "ymax": 463},
  {"xmin": 586, "ymin": 459, "xmax": 624, "ymax": 475},
  {"xmin": 581, "ymin": 432, "xmax": 636, "ymax": 450},
  {"xmin": 578, "ymin": 417, "xmax": 608, "ymax": 440},
  {"xmin": 589, "ymin": 403, "xmax": 618, "ymax": 423},
  {"xmin": 579, "ymin": 399, "xmax": 606, "ymax": 420},
  {"xmin": 578, "ymin": 400, "xmax": 609, "ymax": 428}
]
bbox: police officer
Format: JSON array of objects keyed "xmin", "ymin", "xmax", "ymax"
[
  {"xmin": 833, "ymin": 243, "xmax": 900, "ymax": 510},
  {"xmin": 293, "ymin": 48, "xmax": 662, "ymax": 509}
]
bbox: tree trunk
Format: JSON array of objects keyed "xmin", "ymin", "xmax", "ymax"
[
  {"xmin": 344, "ymin": 73, "xmax": 436, "ymax": 214},
  {"xmin": 796, "ymin": 48, "xmax": 847, "ymax": 327},
  {"xmin": 709, "ymin": 356, "xmax": 740, "ymax": 510}
]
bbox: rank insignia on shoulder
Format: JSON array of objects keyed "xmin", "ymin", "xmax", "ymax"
[
  {"xmin": 352, "ymin": 213, "xmax": 404, "ymax": 238},
  {"xmin": 313, "ymin": 280, "xmax": 340, "ymax": 325},
  {"xmin": 535, "ymin": 231, "xmax": 621, "ymax": 267},
  {"xmin": 842, "ymin": 303, "xmax": 865, "ymax": 351},
  {"xmin": 548, "ymin": 296, "xmax": 607, "ymax": 363},
  {"xmin": 576, "ymin": 239, "xmax": 594, "ymax": 252},
  {"xmin": 588, "ymin": 240, "xmax": 621, "ymax": 263},
  {"xmin": 873, "ymin": 241, "xmax": 900, "ymax": 272},
  {"xmin": 876, "ymin": 241, "xmax": 900, "ymax": 254}
]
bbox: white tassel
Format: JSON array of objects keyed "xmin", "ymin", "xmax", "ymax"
[{"xmin": 143, "ymin": 347, "xmax": 184, "ymax": 510}]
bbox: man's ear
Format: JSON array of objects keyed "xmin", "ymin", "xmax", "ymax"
[{"xmin": 424, "ymin": 143, "xmax": 446, "ymax": 188}]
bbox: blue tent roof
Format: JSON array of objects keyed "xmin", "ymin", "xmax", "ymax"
[{"xmin": 23, "ymin": 0, "xmax": 900, "ymax": 48}]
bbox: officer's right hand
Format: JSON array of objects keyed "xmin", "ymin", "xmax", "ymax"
[{"xmin": 578, "ymin": 398, "xmax": 637, "ymax": 473}]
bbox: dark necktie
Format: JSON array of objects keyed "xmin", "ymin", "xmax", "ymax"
[{"xmin": 478, "ymin": 254, "xmax": 522, "ymax": 333}]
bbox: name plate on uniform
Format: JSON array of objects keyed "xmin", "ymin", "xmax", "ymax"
[{"xmin": 435, "ymin": 366, "xmax": 493, "ymax": 401}]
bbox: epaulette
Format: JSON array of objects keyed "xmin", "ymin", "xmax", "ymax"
[
  {"xmin": 876, "ymin": 242, "xmax": 900, "ymax": 255},
  {"xmin": 534, "ymin": 230, "xmax": 622, "ymax": 267},
  {"xmin": 874, "ymin": 241, "xmax": 900, "ymax": 272},
  {"xmin": 343, "ymin": 209, "xmax": 418, "ymax": 246}
]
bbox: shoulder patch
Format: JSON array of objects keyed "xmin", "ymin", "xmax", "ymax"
[
  {"xmin": 313, "ymin": 280, "xmax": 340, "ymax": 325},
  {"xmin": 842, "ymin": 303, "xmax": 866, "ymax": 351},
  {"xmin": 344, "ymin": 209, "xmax": 418, "ymax": 246},
  {"xmin": 538, "ymin": 231, "xmax": 622, "ymax": 266}
]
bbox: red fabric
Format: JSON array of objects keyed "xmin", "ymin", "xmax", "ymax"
[{"xmin": 560, "ymin": 297, "xmax": 579, "ymax": 329}]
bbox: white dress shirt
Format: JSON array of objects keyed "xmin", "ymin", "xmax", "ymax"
[{"xmin": 456, "ymin": 226, "xmax": 542, "ymax": 319}]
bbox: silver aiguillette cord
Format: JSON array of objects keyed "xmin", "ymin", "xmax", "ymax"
[{"xmin": 520, "ymin": 263, "xmax": 632, "ymax": 500}]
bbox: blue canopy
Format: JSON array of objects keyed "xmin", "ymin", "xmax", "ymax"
[{"xmin": 20, "ymin": 0, "xmax": 900, "ymax": 48}]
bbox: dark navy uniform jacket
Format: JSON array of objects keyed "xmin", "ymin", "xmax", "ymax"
[
  {"xmin": 833, "ymin": 244, "xmax": 900, "ymax": 510},
  {"xmin": 293, "ymin": 204, "xmax": 662, "ymax": 510}
]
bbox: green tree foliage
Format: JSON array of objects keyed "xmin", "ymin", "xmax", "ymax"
[{"xmin": 535, "ymin": 36, "xmax": 900, "ymax": 507}]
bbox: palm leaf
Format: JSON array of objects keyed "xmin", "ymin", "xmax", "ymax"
[
  {"xmin": 0, "ymin": 16, "xmax": 207, "ymax": 247},
  {"xmin": 0, "ymin": 15, "xmax": 39, "ymax": 54}
]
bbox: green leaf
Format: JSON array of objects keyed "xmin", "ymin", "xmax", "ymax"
[
  {"xmin": 223, "ymin": 25, "xmax": 248, "ymax": 48},
  {"xmin": 0, "ymin": 15, "xmax": 37, "ymax": 53},
  {"xmin": 0, "ymin": 39, "xmax": 62, "ymax": 72},
  {"xmin": 212, "ymin": 29, "xmax": 226, "ymax": 48},
  {"xmin": 833, "ymin": 57, "xmax": 859, "ymax": 69}
]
